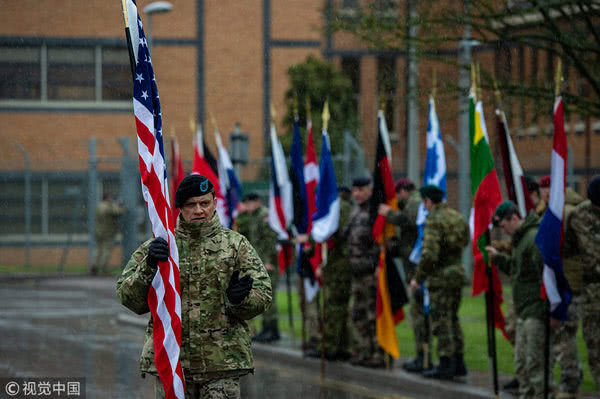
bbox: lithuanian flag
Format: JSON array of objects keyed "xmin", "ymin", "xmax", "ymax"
[{"xmin": 469, "ymin": 88, "xmax": 507, "ymax": 337}]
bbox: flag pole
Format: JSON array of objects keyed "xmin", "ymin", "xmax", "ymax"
[
  {"xmin": 120, "ymin": 0, "xmax": 136, "ymax": 80},
  {"xmin": 272, "ymin": 104, "xmax": 295, "ymax": 345},
  {"xmin": 485, "ymin": 233, "xmax": 499, "ymax": 397},
  {"xmin": 320, "ymin": 243, "xmax": 328, "ymax": 380}
]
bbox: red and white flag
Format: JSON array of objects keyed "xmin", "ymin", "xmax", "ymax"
[
  {"xmin": 123, "ymin": 1, "xmax": 184, "ymax": 397},
  {"xmin": 192, "ymin": 126, "xmax": 227, "ymax": 225}
]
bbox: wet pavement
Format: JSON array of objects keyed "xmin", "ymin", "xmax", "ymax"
[{"xmin": 0, "ymin": 277, "xmax": 408, "ymax": 399}]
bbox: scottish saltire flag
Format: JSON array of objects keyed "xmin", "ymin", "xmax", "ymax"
[
  {"xmin": 215, "ymin": 131, "xmax": 242, "ymax": 228},
  {"xmin": 311, "ymin": 130, "xmax": 339, "ymax": 242},
  {"xmin": 268, "ymin": 120, "xmax": 294, "ymax": 273},
  {"xmin": 409, "ymin": 95, "xmax": 447, "ymax": 264},
  {"xmin": 535, "ymin": 97, "xmax": 572, "ymax": 321},
  {"xmin": 123, "ymin": 1, "xmax": 184, "ymax": 398},
  {"xmin": 192, "ymin": 128, "xmax": 227, "ymax": 225}
]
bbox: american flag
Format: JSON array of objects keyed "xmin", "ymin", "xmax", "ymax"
[{"xmin": 123, "ymin": 1, "xmax": 184, "ymax": 398}]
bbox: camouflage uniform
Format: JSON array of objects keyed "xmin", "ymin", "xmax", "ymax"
[
  {"xmin": 93, "ymin": 199, "xmax": 124, "ymax": 273},
  {"xmin": 492, "ymin": 212, "xmax": 548, "ymax": 399},
  {"xmin": 413, "ymin": 203, "xmax": 468, "ymax": 360},
  {"xmin": 347, "ymin": 201, "xmax": 384, "ymax": 365},
  {"xmin": 236, "ymin": 206, "xmax": 279, "ymax": 332},
  {"xmin": 551, "ymin": 188, "xmax": 585, "ymax": 397},
  {"xmin": 116, "ymin": 211, "xmax": 272, "ymax": 398},
  {"xmin": 385, "ymin": 190, "xmax": 429, "ymax": 356},
  {"xmin": 567, "ymin": 199, "xmax": 600, "ymax": 390},
  {"xmin": 320, "ymin": 199, "xmax": 353, "ymax": 356}
]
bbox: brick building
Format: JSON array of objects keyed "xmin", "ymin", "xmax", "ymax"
[{"xmin": 1, "ymin": 0, "xmax": 598, "ymax": 266}]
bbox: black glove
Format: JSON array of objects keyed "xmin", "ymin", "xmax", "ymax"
[
  {"xmin": 147, "ymin": 237, "xmax": 169, "ymax": 272},
  {"xmin": 226, "ymin": 270, "xmax": 253, "ymax": 304}
]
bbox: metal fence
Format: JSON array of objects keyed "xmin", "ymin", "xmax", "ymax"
[{"xmin": 1, "ymin": 132, "xmax": 369, "ymax": 269}]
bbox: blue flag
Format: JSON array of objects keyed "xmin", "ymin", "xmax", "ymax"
[
  {"xmin": 311, "ymin": 130, "xmax": 339, "ymax": 242},
  {"xmin": 409, "ymin": 96, "xmax": 447, "ymax": 264}
]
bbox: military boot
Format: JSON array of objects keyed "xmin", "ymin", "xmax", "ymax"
[
  {"xmin": 402, "ymin": 352, "xmax": 432, "ymax": 373},
  {"xmin": 423, "ymin": 356, "xmax": 454, "ymax": 379},
  {"xmin": 452, "ymin": 354, "xmax": 467, "ymax": 377}
]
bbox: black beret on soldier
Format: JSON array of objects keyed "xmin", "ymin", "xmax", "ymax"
[
  {"xmin": 418, "ymin": 184, "xmax": 444, "ymax": 203},
  {"xmin": 352, "ymin": 177, "xmax": 372, "ymax": 187},
  {"xmin": 175, "ymin": 174, "xmax": 214, "ymax": 208},
  {"xmin": 588, "ymin": 175, "xmax": 600, "ymax": 206}
]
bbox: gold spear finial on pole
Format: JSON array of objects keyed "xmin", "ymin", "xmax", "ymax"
[
  {"xmin": 121, "ymin": 0, "xmax": 129, "ymax": 27},
  {"xmin": 270, "ymin": 103, "xmax": 277, "ymax": 124},
  {"xmin": 209, "ymin": 112, "xmax": 218, "ymax": 133},
  {"xmin": 322, "ymin": 100, "xmax": 330, "ymax": 131},
  {"xmin": 293, "ymin": 93, "xmax": 299, "ymax": 120},
  {"xmin": 493, "ymin": 77, "xmax": 502, "ymax": 110},
  {"xmin": 189, "ymin": 116, "xmax": 196, "ymax": 133},
  {"xmin": 476, "ymin": 63, "xmax": 482, "ymax": 102},
  {"xmin": 471, "ymin": 62, "xmax": 477, "ymax": 102},
  {"xmin": 555, "ymin": 59, "xmax": 563, "ymax": 98}
]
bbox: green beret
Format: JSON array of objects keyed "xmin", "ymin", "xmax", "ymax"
[
  {"xmin": 493, "ymin": 201, "xmax": 518, "ymax": 225},
  {"xmin": 418, "ymin": 185, "xmax": 444, "ymax": 203}
]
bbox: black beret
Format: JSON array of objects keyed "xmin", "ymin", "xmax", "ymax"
[
  {"xmin": 418, "ymin": 184, "xmax": 444, "ymax": 203},
  {"xmin": 352, "ymin": 177, "xmax": 371, "ymax": 187},
  {"xmin": 338, "ymin": 186, "xmax": 351, "ymax": 194},
  {"xmin": 242, "ymin": 192, "xmax": 261, "ymax": 202},
  {"xmin": 524, "ymin": 175, "xmax": 539, "ymax": 193},
  {"xmin": 175, "ymin": 174, "xmax": 214, "ymax": 208},
  {"xmin": 588, "ymin": 175, "xmax": 600, "ymax": 206},
  {"xmin": 493, "ymin": 201, "xmax": 518, "ymax": 226}
]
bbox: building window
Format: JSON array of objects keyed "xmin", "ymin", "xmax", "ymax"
[
  {"xmin": 341, "ymin": 56, "xmax": 360, "ymax": 114},
  {"xmin": 0, "ymin": 44, "xmax": 130, "ymax": 105},
  {"xmin": 102, "ymin": 48, "xmax": 131, "ymax": 101},
  {"xmin": 0, "ymin": 46, "xmax": 41, "ymax": 100},
  {"xmin": 48, "ymin": 47, "xmax": 95, "ymax": 100},
  {"xmin": 374, "ymin": 0, "xmax": 399, "ymax": 20}
]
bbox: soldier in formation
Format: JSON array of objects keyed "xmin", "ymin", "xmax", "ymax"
[
  {"xmin": 116, "ymin": 175, "xmax": 272, "ymax": 399},
  {"xmin": 347, "ymin": 177, "xmax": 386, "ymax": 368},
  {"xmin": 487, "ymin": 201, "xmax": 547, "ymax": 399},
  {"xmin": 92, "ymin": 193, "xmax": 124, "ymax": 275},
  {"xmin": 236, "ymin": 193, "xmax": 280, "ymax": 343},
  {"xmin": 566, "ymin": 176, "xmax": 600, "ymax": 390},
  {"xmin": 378, "ymin": 179, "xmax": 432, "ymax": 373},
  {"xmin": 409, "ymin": 185, "xmax": 469, "ymax": 380}
]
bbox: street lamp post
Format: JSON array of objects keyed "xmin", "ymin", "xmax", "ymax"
[{"xmin": 143, "ymin": 1, "xmax": 173, "ymax": 51}]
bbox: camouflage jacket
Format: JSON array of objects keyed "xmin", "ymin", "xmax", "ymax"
[
  {"xmin": 95, "ymin": 200, "xmax": 124, "ymax": 239},
  {"xmin": 347, "ymin": 202, "xmax": 380, "ymax": 276},
  {"xmin": 414, "ymin": 203, "xmax": 468, "ymax": 289},
  {"xmin": 566, "ymin": 200, "xmax": 600, "ymax": 311},
  {"xmin": 116, "ymin": 211, "xmax": 272, "ymax": 380},
  {"xmin": 236, "ymin": 206, "xmax": 278, "ymax": 266},
  {"xmin": 492, "ymin": 212, "xmax": 546, "ymax": 320},
  {"xmin": 324, "ymin": 199, "xmax": 353, "ymax": 274},
  {"xmin": 385, "ymin": 190, "xmax": 421, "ymax": 261},
  {"xmin": 563, "ymin": 188, "xmax": 585, "ymax": 294}
]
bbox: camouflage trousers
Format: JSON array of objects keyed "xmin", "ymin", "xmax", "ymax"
[
  {"xmin": 515, "ymin": 317, "xmax": 550, "ymax": 399},
  {"xmin": 261, "ymin": 267, "xmax": 279, "ymax": 329},
  {"xmin": 429, "ymin": 284, "xmax": 463, "ymax": 358},
  {"xmin": 299, "ymin": 279, "xmax": 321, "ymax": 351},
  {"xmin": 551, "ymin": 295, "xmax": 582, "ymax": 395},
  {"xmin": 581, "ymin": 306, "xmax": 600, "ymax": 390},
  {"xmin": 321, "ymin": 265, "xmax": 351, "ymax": 355},
  {"xmin": 505, "ymin": 299, "xmax": 517, "ymax": 346},
  {"xmin": 93, "ymin": 237, "xmax": 114, "ymax": 272},
  {"xmin": 154, "ymin": 377, "xmax": 240, "ymax": 399},
  {"xmin": 350, "ymin": 273, "xmax": 384, "ymax": 363},
  {"xmin": 408, "ymin": 285, "xmax": 430, "ymax": 353}
]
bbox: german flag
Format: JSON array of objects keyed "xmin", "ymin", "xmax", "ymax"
[{"xmin": 371, "ymin": 110, "xmax": 408, "ymax": 359}]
